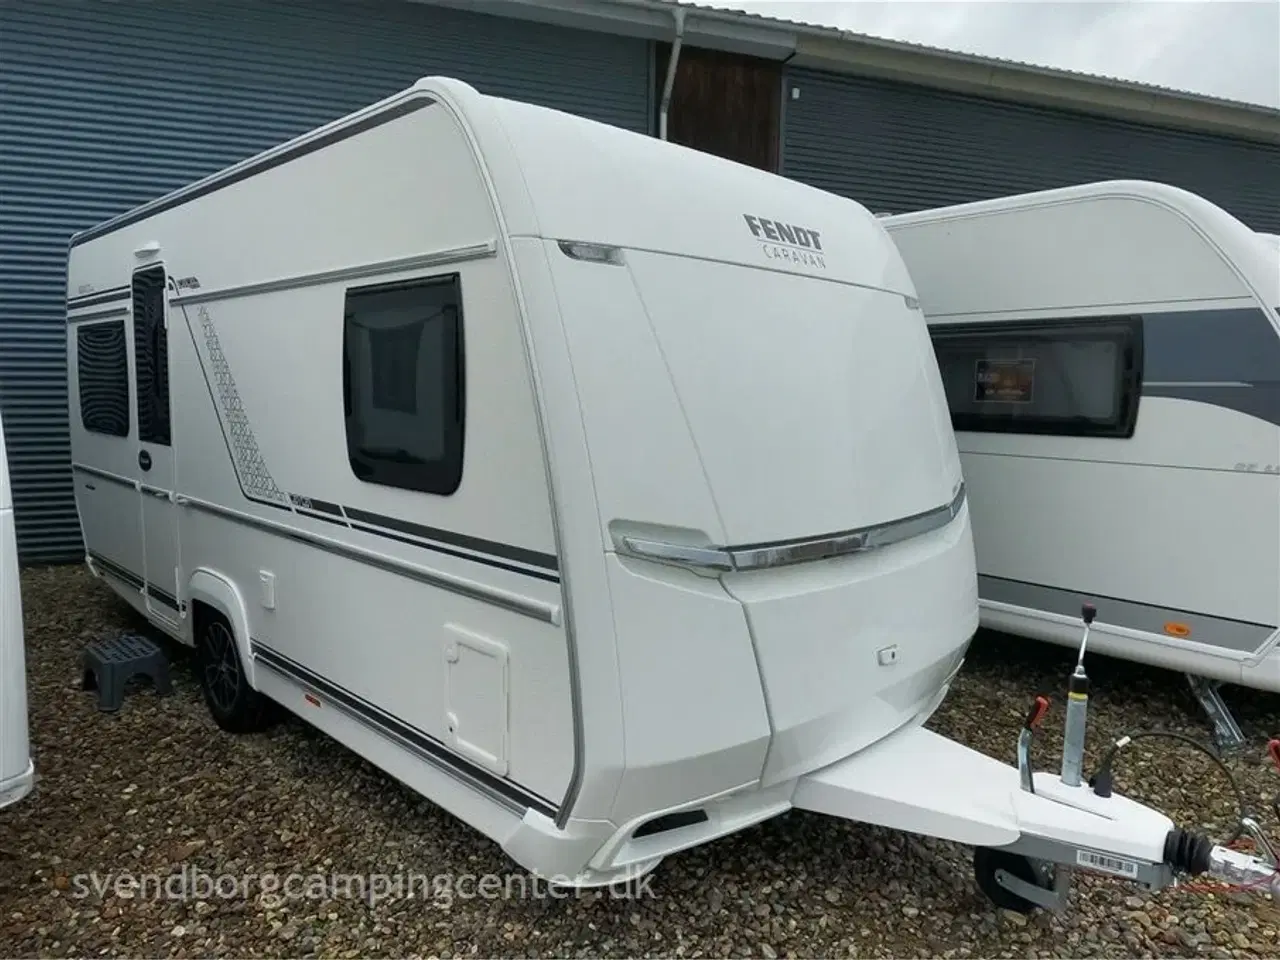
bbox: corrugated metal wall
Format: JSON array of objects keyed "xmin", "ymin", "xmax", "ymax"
[
  {"xmin": 0, "ymin": 0, "xmax": 652, "ymax": 563},
  {"xmin": 781, "ymin": 69, "xmax": 1280, "ymax": 232}
]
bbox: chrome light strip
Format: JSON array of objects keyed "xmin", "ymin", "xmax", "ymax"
[{"xmin": 620, "ymin": 484, "xmax": 966, "ymax": 573}]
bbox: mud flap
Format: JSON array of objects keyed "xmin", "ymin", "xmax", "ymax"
[{"xmin": 792, "ymin": 722, "xmax": 1174, "ymax": 866}]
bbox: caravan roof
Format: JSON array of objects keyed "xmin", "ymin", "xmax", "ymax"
[
  {"xmin": 885, "ymin": 180, "xmax": 1279, "ymax": 320},
  {"xmin": 74, "ymin": 77, "xmax": 916, "ymax": 301}
]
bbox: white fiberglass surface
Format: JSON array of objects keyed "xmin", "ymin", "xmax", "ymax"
[{"xmin": 624, "ymin": 251, "xmax": 961, "ymax": 547}]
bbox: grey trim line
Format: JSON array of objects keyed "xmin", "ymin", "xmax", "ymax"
[
  {"xmin": 67, "ymin": 306, "xmax": 130, "ymax": 325},
  {"xmin": 979, "ymin": 574, "xmax": 1277, "ymax": 654},
  {"xmin": 72, "ymin": 463, "xmax": 559, "ymax": 595},
  {"xmin": 1143, "ymin": 381, "xmax": 1253, "ymax": 388},
  {"xmin": 89, "ymin": 550, "xmax": 143, "ymax": 591},
  {"xmin": 149, "ymin": 585, "xmax": 180, "ymax": 612},
  {"xmin": 251, "ymin": 641, "xmax": 557, "ymax": 820},
  {"xmin": 1143, "ymin": 383, "xmax": 1280, "ymax": 428},
  {"xmin": 619, "ymin": 483, "xmax": 967, "ymax": 572},
  {"xmin": 344, "ymin": 505, "xmax": 557, "ymax": 574},
  {"xmin": 75, "ymin": 462, "xmax": 133, "ymax": 487},
  {"xmin": 178, "ymin": 492, "xmax": 560, "ymax": 624},
  {"xmin": 69, "ymin": 96, "xmax": 438, "ymax": 248},
  {"xmin": 86, "ymin": 550, "xmax": 178, "ymax": 613},
  {"xmin": 66, "ymin": 286, "xmax": 130, "ymax": 309},
  {"xmin": 170, "ymin": 243, "xmax": 497, "ymax": 308}
]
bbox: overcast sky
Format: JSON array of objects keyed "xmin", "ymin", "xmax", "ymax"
[{"xmin": 703, "ymin": 1, "xmax": 1280, "ymax": 108}]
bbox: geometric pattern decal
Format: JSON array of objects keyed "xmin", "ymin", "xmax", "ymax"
[{"xmin": 197, "ymin": 305, "xmax": 288, "ymax": 504}]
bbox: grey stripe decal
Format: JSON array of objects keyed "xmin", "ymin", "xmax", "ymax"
[
  {"xmin": 87, "ymin": 549, "xmax": 179, "ymax": 613},
  {"xmin": 179, "ymin": 494, "xmax": 560, "ymax": 623},
  {"xmin": 979, "ymin": 574, "xmax": 1276, "ymax": 654},
  {"xmin": 1140, "ymin": 307, "xmax": 1280, "ymax": 427},
  {"xmin": 1142, "ymin": 382, "xmax": 1280, "ymax": 426},
  {"xmin": 89, "ymin": 551, "xmax": 143, "ymax": 591},
  {"xmin": 344, "ymin": 505, "xmax": 558, "ymax": 574},
  {"xmin": 148, "ymin": 586, "xmax": 180, "ymax": 612},
  {"xmin": 71, "ymin": 464, "xmax": 560, "ymax": 596},
  {"xmin": 70, "ymin": 96, "xmax": 437, "ymax": 248},
  {"xmin": 251, "ymin": 641, "xmax": 556, "ymax": 820},
  {"xmin": 1142, "ymin": 308, "xmax": 1280, "ymax": 383}
]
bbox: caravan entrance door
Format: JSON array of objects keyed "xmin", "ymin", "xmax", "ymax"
[{"xmin": 130, "ymin": 265, "xmax": 180, "ymax": 623}]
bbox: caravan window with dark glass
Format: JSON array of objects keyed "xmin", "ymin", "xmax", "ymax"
[
  {"xmin": 342, "ymin": 274, "xmax": 464, "ymax": 495},
  {"xmin": 132, "ymin": 265, "xmax": 171, "ymax": 446},
  {"xmin": 77, "ymin": 320, "xmax": 130, "ymax": 437},
  {"xmin": 929, "ymin": 318, "xmax": 1143, "ymax": 437}
]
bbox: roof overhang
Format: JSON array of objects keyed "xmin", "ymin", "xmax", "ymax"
[
  {"xmin": 415, "ymin": 0, "xmax": 1280, "ymax": 145},
  {"xmin": 417, "ymin": 0, "xmax": 796, "ymax": 59},
  {"xmin": 791, "ymin": 33, "xmax": 1280, "ymax": 145}
]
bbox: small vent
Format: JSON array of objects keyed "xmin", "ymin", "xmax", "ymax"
[{"xmin": 632, "ymin": 808, "xmax": 709, "ymax": 839}]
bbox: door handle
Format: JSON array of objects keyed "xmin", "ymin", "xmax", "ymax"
[{"xmin": 138, "ymin": 449, "xmax": 152, "ymax": 471}]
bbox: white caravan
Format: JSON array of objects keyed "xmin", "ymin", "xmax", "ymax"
[
  {"xmin": 883, "ymin": 182, "xmax": 1280, "ymax": 745},
  {"xmin": 65, "ymin": 80, "xmax": 1276, "ymax": 907},
  {"xmin": 0, "ymin": 411, "xmax": 33, "ymax": 810}
]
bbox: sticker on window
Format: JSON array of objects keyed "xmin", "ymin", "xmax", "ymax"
[{"xmin": 974, "ymin": 358, "xmax": 1035, "ymax": 404}]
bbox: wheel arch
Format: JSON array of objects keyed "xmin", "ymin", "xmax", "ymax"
[{"xmin": 186, "ymin": 568, "xmax": 258, "ymax": 690}]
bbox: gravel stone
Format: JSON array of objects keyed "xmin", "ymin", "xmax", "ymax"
[{"xmin": 2, "ymin": 564, "xmax": 1279, "ymax": 957}]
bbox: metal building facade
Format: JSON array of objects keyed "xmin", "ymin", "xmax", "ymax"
[
  {"xmin": 0, "ymin": 0, "xmax": 652, "ymax": 562},
  {"xmin": 781, "ymin": 68, "xmax": 1280, "ymax": 232},
  {"xmin": 4, "ymin": 0, "xmax": 1278, "ymax": 564}
]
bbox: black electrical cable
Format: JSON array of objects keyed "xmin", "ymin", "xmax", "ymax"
[{"xmin": 1088, "ymin": 730, "xmax": 1248, "ymax": 846}]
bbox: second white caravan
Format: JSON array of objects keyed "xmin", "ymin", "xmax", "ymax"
[
  {"xmin": 884, "ymin": 182, "xmax": 1280, "ymax": 739},
  {"xmin": 65, "ymin": 81, "xmax": 1276, "ymax": 906},
  {"xmin": 0, "ymin": 411, "xmax": 32, "ymax": 811}
]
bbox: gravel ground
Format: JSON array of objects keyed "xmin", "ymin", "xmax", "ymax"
[{"xmin": 2, "ymin": 563, "xmax": 1279, "ymax": 958}]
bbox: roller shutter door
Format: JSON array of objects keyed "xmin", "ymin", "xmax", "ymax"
[
  {"xmin": 781, "ymin": 68, "xmax": 1280, "ymax": 231},
  {"xmin": 0, "ymin": 0, "xmax": 651, "ymax": 562}
]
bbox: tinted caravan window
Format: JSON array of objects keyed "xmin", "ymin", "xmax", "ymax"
[
  {"xmin": 930, "ymin": 318, "xmax": 1142, "ymax": 438},
  {"xmin": 342, "ymin": 274, "xmax": 464, "ymax": 495},
  {"xmin": 77, "ymin": 320, "xmax": 130, "ymax": 437},
  {"xmin": 132, "ymin": 265, "xmax": 171, "ymax": 446}
]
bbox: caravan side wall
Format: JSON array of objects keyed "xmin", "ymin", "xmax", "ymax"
[
  {"xmin": 887, "ymin": 184, "xmax": 1280, "ymax": 690},
  {"xmin": 0, "ymin": 413, "xmax": 32, "ymax": 809},
  {"xmin": 67, "ymin": 95, "xmax": 576, "ymax": 827}
]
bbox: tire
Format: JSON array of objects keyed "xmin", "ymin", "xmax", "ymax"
[
  {"xmin": 973, "ymin": 847, "xmax": 1046, "ymax": 914},
  {"xmin": 195, "ymin": 608, "xmax": 273, "ymax": 734}
]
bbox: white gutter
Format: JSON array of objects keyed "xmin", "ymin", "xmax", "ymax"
[{"xmin": 658, "ymin": 6, "xmax": 686, "ymax": 141}]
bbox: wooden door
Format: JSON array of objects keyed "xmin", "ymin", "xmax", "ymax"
[{"xmin": 654, "ymin": 43, "xmax": 782, "ymax": 172}]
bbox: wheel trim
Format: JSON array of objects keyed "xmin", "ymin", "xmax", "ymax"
[{"xmin": 203, "ymin": 621, "xmax": 241, "ymax": 713}]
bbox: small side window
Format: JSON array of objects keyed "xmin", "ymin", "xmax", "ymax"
[
  {"xmin": 930, "ymin": 317, "xmax": 1143, "ymax": 438},
  {"xmin": 132, "ymin": 265, "xmax": 171, "ymax": 446},
  {"xmin": 77, "ymin": 320, "xmax": 131, "ymax": 437},
  {"xmin": 342, "ymin": 274, "xmax": 465, "ymax": 495}
]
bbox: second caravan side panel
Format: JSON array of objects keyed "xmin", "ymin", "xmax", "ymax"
[
  {"xmin": 67, "ymin": 93, "xmax": 577, "ymax": 811},
  {"xmin": 886, "ymin": 184, "xmax": 1280, "ymax": 682}
]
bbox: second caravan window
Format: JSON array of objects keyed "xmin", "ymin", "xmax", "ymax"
[
  {"xmin": 77, "ymin": 320, "xmax": 130, "ymax": 437},
  {"xmin": 342, "ymin": 275, "xmax": 464, "ymax": 495},
  {"xmin": 930, "ymin": 318, "xmax": 1142, "ymax": 438}
]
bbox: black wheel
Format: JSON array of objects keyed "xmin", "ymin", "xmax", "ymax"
[
  {"xmin": 195, "ymin": 609, "xmax": 273, "ymax": 733},
  {"xmin": 973, "ymin": 847, "xmax": 1046, "ymax": 913}
]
